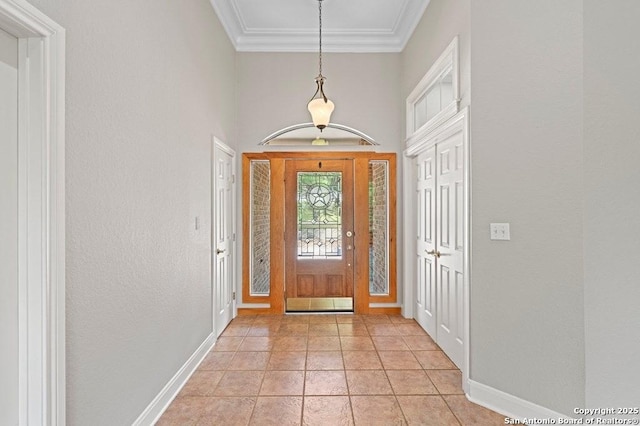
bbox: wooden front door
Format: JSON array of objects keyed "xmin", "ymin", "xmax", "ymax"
[{"xmin": 284, "ymin": 159, "xmax": 355, "ymax": 302}]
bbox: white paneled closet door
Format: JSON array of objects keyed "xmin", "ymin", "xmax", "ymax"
[
  {"xmin": 435, "ymin": 132, "xmax": 464, "ymax": 368},
  {"xmin": 415, "ymin": 147, "xmax": 437, "ymax": 338},
  {"xmin": 415, "ymin": 131, "xmax": 465, "ymax": 368},
  {"xmin": 214, "ymin": 139, "xmax": 236, "ymax": 338}
]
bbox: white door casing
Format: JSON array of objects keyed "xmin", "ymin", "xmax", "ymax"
[
  {"xmin": 213, "ymin": 138, "xmax": 236, "ymax": 337},
  {"xmin": 0, "ymin": 1, "xmax": 66, "ymax": 424},
  {"xmin": 0, "ymin": 26, "xmax": 19, "ymax": 426}
]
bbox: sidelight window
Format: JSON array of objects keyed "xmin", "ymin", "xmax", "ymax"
[
  {"xmin": 369, "ymin": 160, "xmax": 389, "ymax": 295},
  {"xmin": 250, "ymin": 160, "xmax": 270, "ymax": 295}
]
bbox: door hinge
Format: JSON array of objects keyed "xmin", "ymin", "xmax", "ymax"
[
  {"xmin": 232, "ymin": 174, "xmax": 236, "ymax": 184},
  {"xmin": 233, "ymin": 233, "xmax": 236, "ymax": 242},
  {"xmin": 232, "ymin": 292, "xmax": 236, "ymax": 300}
]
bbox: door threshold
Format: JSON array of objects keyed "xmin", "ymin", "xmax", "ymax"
[{"xmin": 286, "ymin": 297, "xmax": 353, "ymax": 313}]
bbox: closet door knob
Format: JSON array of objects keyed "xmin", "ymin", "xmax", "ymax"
[{"xmin": 426, "ymin": 249, "xmax": 441, "ymax": 258}]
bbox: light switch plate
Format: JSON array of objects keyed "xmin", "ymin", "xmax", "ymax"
[{"xmin": 490, "ymin": 223, "xmax": 510, "ymax": 240}]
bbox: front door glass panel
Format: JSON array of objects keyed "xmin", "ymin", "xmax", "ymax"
[{"xmin": 297, "ymin": 172, "xmax": 343, "ymax": 259}]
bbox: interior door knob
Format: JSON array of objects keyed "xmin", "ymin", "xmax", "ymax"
[{"xmin": 426, "ymin": 249, "xmax": 441, "ymax": 258}]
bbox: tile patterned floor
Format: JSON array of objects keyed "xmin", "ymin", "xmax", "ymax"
[{"xmin": 157, "ymin": 314, "xmax": 505, "ymax": 425}]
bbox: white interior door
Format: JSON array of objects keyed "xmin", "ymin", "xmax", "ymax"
[
  {"xmin": 435, "ymin": 132, "xmax": 465, "ymax": 368},
  {"xmin": 0, "ymin": 27, "xmax": 19, "ymax": 426},
  {"xmin": 213, "ymin": 140, "xmax": 236, "ymax": 337},
  {"xmin": 415, "ymin": 147, "xmax": 437, "ymax": 337},
  {"xmin": 414, "ymin": 131, "xmax": 465, "ymax": 369}
]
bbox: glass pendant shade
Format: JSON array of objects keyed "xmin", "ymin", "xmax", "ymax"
[{"xmin": 307, "ymin": 97, "xmax": 335, "ymax": 130}]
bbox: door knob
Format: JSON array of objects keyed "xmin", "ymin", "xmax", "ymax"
[
  {"xmin": 216, "ymin": 249, "xmax": 225, "ymax": 254},
  {"xmin": 425, "ymin": 249, "xmax": 441, "ymax": 258},
  {"xmin": 346, "ymin": 231, "xmax": 353, "ymax": 237}
]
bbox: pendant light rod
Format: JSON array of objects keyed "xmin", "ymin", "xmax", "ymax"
[
  {"xmin": 317, "ymin": 0, "xmax": 327, "ymax": 102},
  {"xmin": 309, "ymin": 0, "xmax": 327, "ymax": 103},
  {"xmin": 318, "ymin": 0, "xmax": 323, "ymax": 77}
]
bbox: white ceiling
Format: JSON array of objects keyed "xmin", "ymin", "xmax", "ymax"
[{"xmin": 209, "ymin": 0, "xmax": 431, "ymax": 53}]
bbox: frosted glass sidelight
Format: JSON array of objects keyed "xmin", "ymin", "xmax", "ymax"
[
  {"xmin": 250, "ymin": 160, "xmax": 271, "ymax": 295},
  {"xmin": 369, "ymin": 160, "xmax": 389, "ymax": 295}
]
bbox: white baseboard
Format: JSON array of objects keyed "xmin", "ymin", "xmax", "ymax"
[
  {"xmin": 467, "ymin": 380, "xmax": 572, "ymax": 424},
  {"xmin": 132, "ymin": 333, "xmax": 216, "ymax": 426}
]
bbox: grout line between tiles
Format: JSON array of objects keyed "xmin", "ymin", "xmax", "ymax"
[{"xmin": 441, "ymin": 394, "xmax": 465, "ymax": 426}]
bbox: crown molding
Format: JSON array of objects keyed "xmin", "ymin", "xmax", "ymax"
[
  {"xmin": 234, "ymin": 32, "xmax": 405, "ymax": 53},
  {"xmin": 210, "ymin": 0, "xmax": 430, "ymax": 53}
]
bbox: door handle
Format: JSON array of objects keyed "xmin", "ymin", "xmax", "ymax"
[
  {"xmin": 216, "ymin": 249, "xmax": 225, "ymax": 254},
  {"xmin": 425, "ymin": 249, "xmax": 441, "ymax": 258}
]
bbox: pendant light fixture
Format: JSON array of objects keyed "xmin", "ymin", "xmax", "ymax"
[{"xmin": 307, "ymin": 0, "xmax": 334, "ymax": 130}]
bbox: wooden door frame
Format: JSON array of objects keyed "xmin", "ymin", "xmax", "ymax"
[
  {"xmin": 0, "ymin": 1, "xmax": 66, "ymax": 423},
  {"xmin": 241, "ymin": 151, "xmax": 397, "ymax": 315}
]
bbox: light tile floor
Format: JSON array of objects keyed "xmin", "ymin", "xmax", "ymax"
[{"xmin": 157, "ymin": 314, "xmax": 505, "ymax": 425}]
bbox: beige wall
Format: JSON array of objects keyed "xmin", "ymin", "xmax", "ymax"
[
  {"xmin": 583, "ymin": 0, "xmax": 640, "ymax": 408},
  {"xmin": 236, "ymin": 52, "xmax": 402, "ymax": 152},
  {"xmin": 470, "ymin": 0, "xmax": 584, "ymax": 414},
  {"xmin": 24, "ymin": 0, "xmax": 236, "ymax": 424}
]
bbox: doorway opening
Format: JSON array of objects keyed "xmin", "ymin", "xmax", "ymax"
[
  {"xmin": 241, "ymin": 152, "xmax": 397, "ymax": 315},
  {"xmin": 285, "ymin": 159, "xmax": 354, "ymax": 312}
]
